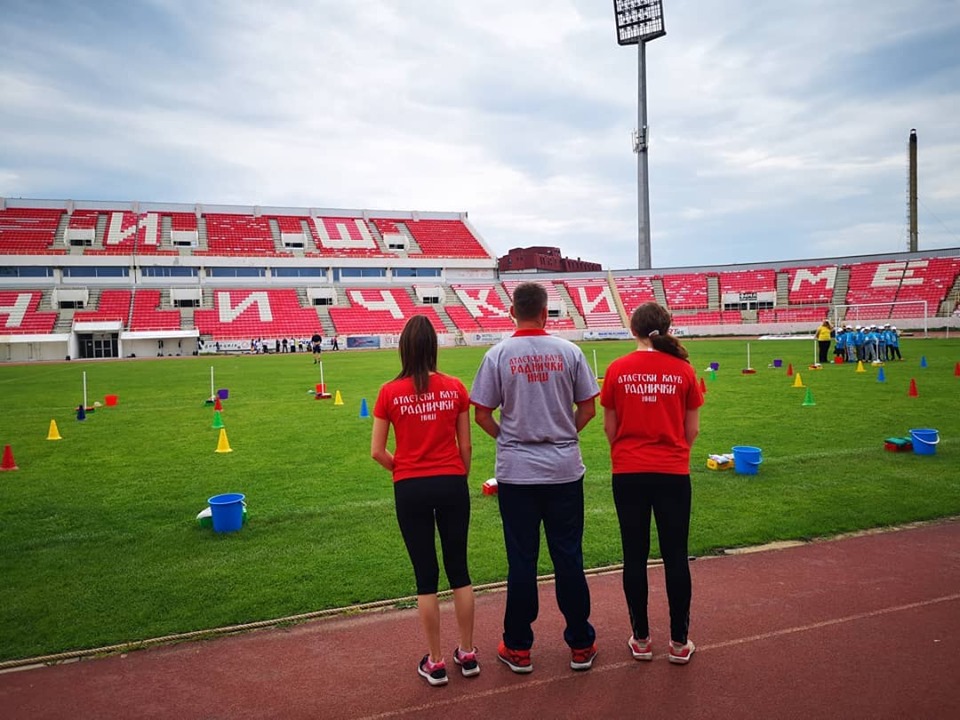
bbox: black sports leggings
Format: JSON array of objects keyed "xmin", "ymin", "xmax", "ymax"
[
  {"xmin": 393, "ymin": 474, "xmax": 471, "ymax": 595},
  {"xmin": 612, "ymin": 472, "xmax": 692, "ymax": 644}
]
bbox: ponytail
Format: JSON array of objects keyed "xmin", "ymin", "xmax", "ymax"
[{"xmin": 630, "ymin": 302, "xmax": 690, "ymax": 362}]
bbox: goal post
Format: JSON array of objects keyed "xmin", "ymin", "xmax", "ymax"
[{"xmin": 832, "ymin": 300, "xmax": 928, "ymax": 337}]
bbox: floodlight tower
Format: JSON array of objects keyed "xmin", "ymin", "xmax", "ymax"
[{"xmin": 613, "ymin": 0, "xmax": 665, "ymax": 270}]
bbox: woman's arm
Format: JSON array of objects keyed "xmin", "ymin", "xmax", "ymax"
[
  {"xmin": 456, "ymin": 410, "xmax": 472, "ymax": 476},
  {"xmin": 370, "ymin": 417, "xmax": 394, "ymax": 472},
  {"xmin": 684, "ymin": 407, "xmax": 700, "ymax": 448},
  {"xmin": 603, "ymin": 405, "xmax": 618, "ymax": 445}
]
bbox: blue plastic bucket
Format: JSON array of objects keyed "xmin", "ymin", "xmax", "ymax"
[
  {"xmin": 208, "ymin": 493, "xmax": 245, "ymax": 533},
  {"xmin": 732, "ymin": 446, "xmax": 763, "ymax": 475},
  {"xmin": 217, "ymin": 388, "xmax": 229, "ymax": 400},
  {"xmin": 710, "ymin": 362, "xmax": 720, "ymax": 371},
  {"xmin": 909, "ymin": 429, "xmax": 939, "ymax": 456}
]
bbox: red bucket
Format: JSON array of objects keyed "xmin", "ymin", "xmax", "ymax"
[{"xmin": 105, "ymin": 395, "xmax": 118, "ymax": 406}]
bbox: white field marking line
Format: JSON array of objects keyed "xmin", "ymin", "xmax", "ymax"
[{"xmin": 356, "ymin": 592, "xmax": 960, "ymax": 720}]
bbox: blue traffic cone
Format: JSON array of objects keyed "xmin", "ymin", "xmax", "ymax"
[
  {"xmin": 76, "ymin": 404, "xmax": 86, "ymax": 421},
  {"xmin": 920, "ymin": 355, "xmax": 927, "ymax": 368},
  {"xmin": 877, "ymin": 366, "xmax": 886, "ymax": 382},
  {"xmin": 359, "ymin": 398, "xmax": 370, "ymax": 418}
]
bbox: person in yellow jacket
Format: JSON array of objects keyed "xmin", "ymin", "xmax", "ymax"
[{"xmin": 816, "ymin": 320, "xmax": 833, "ymax": 364}]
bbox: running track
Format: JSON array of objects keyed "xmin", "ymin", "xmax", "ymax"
[{"xmin": 2, "ymin": 520, "xmax": 958, "ymax": 719}]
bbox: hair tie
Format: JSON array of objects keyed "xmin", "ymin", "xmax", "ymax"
[{"xmin": 648, "ymin": 329, "xmax": 660, "ymax": 337}]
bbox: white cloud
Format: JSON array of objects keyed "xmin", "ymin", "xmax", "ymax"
[{"xmin": 0, "ymin": 0, "xmax": 958, "ymax": 268}]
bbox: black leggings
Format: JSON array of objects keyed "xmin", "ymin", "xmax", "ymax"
[
  {"xmin": 394, "ymin": 474, "xmax": 471, "ymax": 595},
  {"xmin": 612, "ymin": 472, "xmax": 692, "ymax": 644}
]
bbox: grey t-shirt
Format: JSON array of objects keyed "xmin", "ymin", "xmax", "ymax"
[{"xmin": 470, "ymin": 330, "xmax": 600, "ymax": 485}]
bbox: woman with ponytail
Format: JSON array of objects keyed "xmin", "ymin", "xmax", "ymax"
[
  {"xmin": 599, "ymin": 302, "xmax": 704, "ymax": 665},
  {"xmin": 371, "ymin": 315, "xmax": 478, "ymax": 686}
]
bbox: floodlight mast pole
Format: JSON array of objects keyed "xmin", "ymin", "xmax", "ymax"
[
  {"xmin": 636, "ymin": 40, "xmax": 651, "ymax": 270},
  {"xmin": 613, "ymin": 0, "xmax": 664, "ymax": 271}
]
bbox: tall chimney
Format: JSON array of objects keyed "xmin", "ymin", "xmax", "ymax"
[{"xmin": 908, "ymin": 129, "xmax": 918, "ymax": 252}]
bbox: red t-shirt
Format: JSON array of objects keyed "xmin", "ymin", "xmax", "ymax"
[
  {"xmin": 600, "ymin": 349, "xmax": 704, "ymax": 475},
  {"xmin": 373, "ymin": 372, "xmax": 470, "ymax": 482}
]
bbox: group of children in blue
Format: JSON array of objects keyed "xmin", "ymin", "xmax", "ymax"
[{"xmin": 834, "ymin": 324, "xmax": 903, "ymax": 363}]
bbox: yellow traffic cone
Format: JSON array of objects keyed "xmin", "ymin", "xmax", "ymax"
[
  {"xmin": 856, "ymin": 361, "xmax": 865, "ymax": 373},
  {"xmin": 215, "ymin": 428, "xmax": 233, "ymax": 453},
  {"xmin": 792, "ymin": 372, "xmax": 804, "ymax": 388},
  {"xmin": 334, "ymin": 390, "xmax": 344, "ymax": 406},
  {"xmin": 47, "ymin": 419, "xmax": 63, "ymax": 441}
]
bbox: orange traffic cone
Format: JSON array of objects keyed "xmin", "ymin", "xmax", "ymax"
[
  {"xmin": 699, "ymin": 377, "xmax": 707, "ymax": 394},
  {"xmin": 954, "ymin": 361, "xmax": 960, "ymax": 377},
  {"xmin": 215, "ymin": 428, "xmax": 233, "ymax": 453},
  {"xmin": 214, "ymin": 397, "xmax": 223, "ymax": 411},
  {"xmin": 786, "ymin": 363, "xmax": 793, "ymax": 377},
  {"xmin": 1, "ymin": 444, "xmax": 18, "ymax": 471},
  {"xmin": 908, "ymin": 378, "xmax": 918, "ymax": 397}
]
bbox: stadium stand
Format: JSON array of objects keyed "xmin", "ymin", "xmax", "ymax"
[
  {"xmin": 614, "ymin": 275, "xmax": 657, "ymax": 315},
  {"xmin": 89, "ymin": 210, "xmax": 137, "ymax": 255},
  {"xmin": 891, "ymin": 257, "xmax": 960, "ymax": 317},
  {"xmin": 202, "ymin": 214, "xmax": 277, "ymax": 256},
  {"xmin": 561, "ymin": 277, "xmax": 622, "ymax": 328},
  {"xmin": 403, "ymin": 219, "xmax": 489, "ymax": 258},
  {"xmin": 0, "ymin": 208, "xmax": 65, "ymax": 254},
  {"xmin": 0, "ymin": 290, "xmax": 58, "ymax": 334},
  {"xmin": 660, "ymin": 272, "xmax": 709, "ymax": 310},
  {"xmin": 718, "ymin": 269, "xmax": 776, "ymax": 294},
  {"xmin": 328, "ymin": 288, "xmax": 446, "ymax": 335},
  {"xmin": 194, "ymin": 289, "xmax": 320, "ymax": 340},
  {"xmin": 787, "ymin": 264, "xmax": 837, "ymax": 305},
  {"xmin": 449, "ymin": 283, "xmax": 515, "ymax": 331},
  {"xmin": 130, "ymin": 290, "xmax": 182, "ymax": 331},
  {"xmin": 3, "ymin": 199, "xmax": 959, "ymax": 363},
  {"xmin": 74, "ymin": 290, "xmax": 131, "ymax": 323},
  {"xmin": 843, "ymin": 261, "xmax": 903, "ymax": 319}
]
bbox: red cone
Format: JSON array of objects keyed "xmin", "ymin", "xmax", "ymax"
[
  {"xmin": 908, "ymin": 378, "xmax": 918, "ymax": 397},
  {"xmin": 786, "ymin": 363, "xmax": 794, "ymax": 377},
  {"xmin": 699, "ymin": 377, "xmax": 707, "ymax": 394},
  {"xmin": 955, "ymin": 361, "xmax": 960, "ymax": 377},
  {"xmin": 214, "ymin": 397, "xmax": 223, "ymax": 411},
  {"xmin": 1, "ymin": 444, "xmax": 18, "ymax": 471}
]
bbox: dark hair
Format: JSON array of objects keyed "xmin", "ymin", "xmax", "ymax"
[
  {"xmin": 630, "ymin": 302, "xmax": 689, "ymax": 362},
  {"xmin": 511, "ymin": 282, "xmax": 548, "ymax": 321},
  {"xmin": 396, "ymin": 315, "xmax": 437, "ymax": 394}
]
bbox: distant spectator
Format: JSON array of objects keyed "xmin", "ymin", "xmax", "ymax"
[{"xmin": 816, "ymin": 319, "xmax": 832, "ymax": 364}]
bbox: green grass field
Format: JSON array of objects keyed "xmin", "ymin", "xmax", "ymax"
[{"xmin": 1, "ymin": 337, "xmax": 958, "ymax": 663}]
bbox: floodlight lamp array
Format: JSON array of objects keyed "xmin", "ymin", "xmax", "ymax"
[{"xmin": 613, "ymin": 0, "xmax": 666, "ymax": 46}]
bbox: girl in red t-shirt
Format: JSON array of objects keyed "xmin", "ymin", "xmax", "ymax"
[
  {"xmin": 600, "ymin": 302, "xmax": 703, "ymax": 665},
  {"xmin": 371, "ymin": 315, "xmax": 478, "ymax": 686}
]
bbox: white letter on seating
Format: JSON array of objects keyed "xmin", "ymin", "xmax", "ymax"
[{"xmin": 218, "ymin": 292, "xmax": 273, "ymax": 322}]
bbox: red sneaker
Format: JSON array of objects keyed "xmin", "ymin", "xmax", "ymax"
[
  {"xmin": 570, "ymin": 643, "xmax": 597, "ymax": 671},
  {"xmin": 453, "ymin": 646, "xmax": 480, "ymax": 677},
  {"xmin": 669, "ymin": 640, "xmax": 695, "ymax": 665},
  {"xmin": 417, "ymin": 655, "xmax": 448, "ymax": 686},
  {"xmin": 497, "ymin": 641, "xmax": 533, "ymax": 674},
  {"xmin": 628, "ymin": 636, "xmax": 653, "ymax": 661}
]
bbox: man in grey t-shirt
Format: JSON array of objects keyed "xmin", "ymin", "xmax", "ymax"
[{"xmin": 471, "ymin": 282, "xmax": 600, "ymax": 674}]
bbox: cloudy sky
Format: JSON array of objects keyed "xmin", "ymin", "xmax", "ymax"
[{"xmin": 1, "ymin": 0, "xmax": 958, "ymax": 270}]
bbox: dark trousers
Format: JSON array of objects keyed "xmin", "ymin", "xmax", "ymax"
[
  {"xmin": 497, "ymin": 478, "xmax": 594, "ymax": 651},
  {"xmin": 394, "ymin": 474, "xmax": 471, "ymax": 595},
  {"xmin": 612, "ymin": 472, "xmax": 692, "ymax": 644},
  {"xmin": 818, "ymin": 340, "xmax": 831, "ymax": 364}
]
